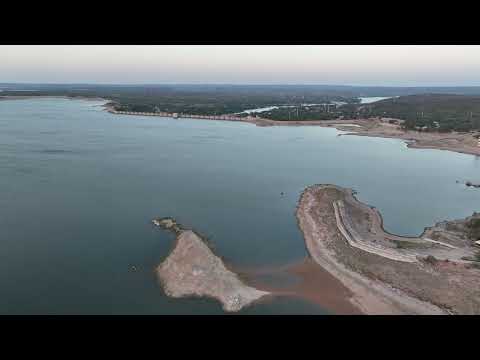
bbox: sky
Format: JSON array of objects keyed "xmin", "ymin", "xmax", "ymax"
[{"xmin": 1, "ymin": 45, "xmax": 480, "ymax": 86}]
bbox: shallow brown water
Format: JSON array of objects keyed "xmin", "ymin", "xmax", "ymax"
[{"xmin": 235, "ymin": 258, "xmax": 363, "ymax": 315}]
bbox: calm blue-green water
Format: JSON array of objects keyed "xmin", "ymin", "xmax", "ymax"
[
  {"xmin": 359, "ymin": 96, "xmax": 393, "ymax": 104},
  {"xmin": 1, "ymin": 98, "xmax": 480, "ymax": 314}
]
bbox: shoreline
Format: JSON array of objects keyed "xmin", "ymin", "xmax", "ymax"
[
  {"xmin": 153, "ymin": 218, "xmax": 364, "ymax": 314},
  {"xmin": 296, "ymin": 184, "xmax": 480, "ymax": 314},
  {"xmin": 103, "ymin": 105, "xmax": 480, "ymax": 157},
  {"xmin": 340, "ymin": 131, "xmax": 480, "ymax": 157},
  {"xmin": 295, "ymin": 185, "xmax": 445, "ymax": 314},
  {"xmin": 2, "ymin": 95, "xmax": 478, "ymax": 157},
  {"xmin": 0, "ymin": 95, "xmax": 109, "ymax": 102},
  {"xmin": 151, "ymin": 186, "xmax": 480, "ymax": 314},
  {"xmin": 153, "ymin": 217, "xmax": 270, "ymax": 312},
  {"xmin": 234, "ymin": 258, "xmax": 364, "ymax": 314}
]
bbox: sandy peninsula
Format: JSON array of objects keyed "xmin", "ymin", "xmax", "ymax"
[
  {"xmin": 296, "ymin": 184, "xmax": 480, "ymax": 314},
  {"xmin": 153, "ymin": 217, "xmax": 269, "ymax": 312}
]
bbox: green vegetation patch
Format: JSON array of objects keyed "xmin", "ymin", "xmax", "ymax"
[{"xmin": 363, "ymin": 94, "xmax": 480, "ymax": 132}]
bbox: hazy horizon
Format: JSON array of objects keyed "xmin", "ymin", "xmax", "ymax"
[
  {"xmin": 2, "ymin": 45, "xmax": 480, "ymax": 86},
  {"xmin": 3, "ymin": 82, "xmax": 480, "ymax": 88}
]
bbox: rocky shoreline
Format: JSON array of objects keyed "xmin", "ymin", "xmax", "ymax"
[{"xmin": 153, "ymin": 217, "xmax": 269, "ymax": 312}]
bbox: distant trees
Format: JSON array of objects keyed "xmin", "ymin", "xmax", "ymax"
[
  {"xmin": 261, "ymin": 105, "xmax": 341, "ymax": 121},
  {"xmin": 365, "ymin": 95, "xmax": 480, "ymax": 132},
  {"xmin": 6, "ymin": 86, "xmax": 480, "ymax": 132}
]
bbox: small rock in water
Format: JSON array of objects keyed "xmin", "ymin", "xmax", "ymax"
[{"xmin": 465, "ymin": 181, "xmax": 480, "ymax": 188}]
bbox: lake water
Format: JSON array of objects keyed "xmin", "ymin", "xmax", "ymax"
[
  {"xmin": 238, "ymin": 106, "xmax": 280, "ymax": 114},
  {"xmin": 359, "ymin": 96, "xmax": 392, "ymax": 104},
  {"xmin": 1, "ymin": 98, "xmax": 480, "ymax": 314}
]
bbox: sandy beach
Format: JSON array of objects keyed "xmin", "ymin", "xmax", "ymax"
[
  {"xmin": 324, "ymin": 118, "xmax": 480, "ymax": 157},
  {"xmin": 250, "ymin": 118, "xmax": 480, "ymax": 157}
]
